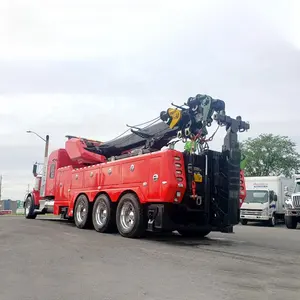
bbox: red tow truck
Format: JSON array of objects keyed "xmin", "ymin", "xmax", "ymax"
[{"xmin": 24, "ymin": 94, "xmax": 249, "ymax": 238}]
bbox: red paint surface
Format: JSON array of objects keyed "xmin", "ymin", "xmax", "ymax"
[{"xmin": 33, "ymin": 137, "xmax": 244, "ymax": 216}]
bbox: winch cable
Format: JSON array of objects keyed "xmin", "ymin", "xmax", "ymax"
[
  {"xmin": 104, "ymin": 116, "xmax": 161, "ymax": 144},
  {"xmin": 111, "ymin": 117, "xmax": 162, "ymax": 147}
]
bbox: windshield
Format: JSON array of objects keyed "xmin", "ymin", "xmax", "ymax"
[
  {"xmin": 294, "ymin": 182, "xmax": 300, "ymax": 193},
  {"xmin": 245, "ymin": 190, "xmax": 268, "ymax": 203}
]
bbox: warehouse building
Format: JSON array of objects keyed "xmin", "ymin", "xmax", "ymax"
[{"xmin": 0, "ymin": 199, "xmax": 24, "ymax": 214}]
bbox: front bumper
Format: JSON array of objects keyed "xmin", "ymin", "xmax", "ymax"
[
  {"xmin": 285, "ymin": 209, "xmax": 300, "ymax": 217},
  {"xmin": 240, "ymin": 214, "xmax": 269, "ymax": 221}
]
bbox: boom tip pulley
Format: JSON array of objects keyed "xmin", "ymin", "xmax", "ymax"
[{"xmin": 160, "ymin": 93, "xmax": 250, "ymax": 153}]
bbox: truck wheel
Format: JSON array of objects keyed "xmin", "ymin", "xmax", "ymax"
[
  {"xmin": 241, "ymin": 219, "xmax": 248, "ymax": 225},
  {"xmin": 285, "ymin": 216, "xmax": 298, "ymax": 229},
  {"xmin": 74, "ymin": 194, "xmax": 92, "ymax": 229},
  {"xmin": 116, "ymin": 193, "xmax": 145, "ymax": 238},
  {"xmin": 24, "ymin": 195, "xmax": 37, "ymax": 219},
  {"xmin": 178, "ymin": 229, "xmax": 211, "ymax": 238},
  {"xmin": 92, "ymin": 194, "xmax": 116, "ymax": 233}
]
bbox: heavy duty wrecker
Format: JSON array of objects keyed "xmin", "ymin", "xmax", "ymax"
[{"xmin": 24, "ymin": 94, "xmax": 249, "ymax": 238}]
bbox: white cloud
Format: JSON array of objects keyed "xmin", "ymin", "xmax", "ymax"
[
  {"xmin": 0, "ymin": 0, "xmax": 222, "ymax": 60},
  {"xmin": 251, "ymin": 0, "xmax": 300, "ymax": 49},
  {"xmin": 0, "ymin": 0, "xmax": 299, "ymax": 200}
]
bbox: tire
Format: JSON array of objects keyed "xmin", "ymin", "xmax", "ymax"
[
  {"xmin": 241, "ymin": 219, "xmax": 248, "ymax": 225},
  {"xmin": 92, "ymin": 194, "xmax": 116, "ymax": 233},
  {"xmin": 116, "ymin": 193, "xmax": 145, "ymax": 238},
  {"xmin": 178, "ymin": 229, "xmax": 211, "ymax": 238},
  {"xmin": 285, "ymin": 216, "xmax": 298, "ymax": 229},
  {"xmin": 269, "ymin": 214, "xmax": 276, "ymax": 227},
  {"xmin": 24, "ymin": 195, "xmax": 37, "ymax": 219},
  {"xmin": 74, "ymin": 194, "xmax": 92, "ymax": 229}
]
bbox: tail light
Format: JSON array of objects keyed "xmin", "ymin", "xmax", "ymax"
[
  {"xmin": 174, "ymin": 155, "xmax": 184, "ymax": 185},
  {"xmin": 239, "ymin": 170, "xmax": 246, "ymax": 207}
]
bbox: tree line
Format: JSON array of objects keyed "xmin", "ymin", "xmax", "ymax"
[{"xmin": 240, "ymin": 134, "xmax": 300, "ymax": 178}]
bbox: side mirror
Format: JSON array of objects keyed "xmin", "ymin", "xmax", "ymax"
[
  {"xmin": 32, "ymin": 163, "xmax": 38, "ymax": 177},
  {"xmin": 274, "ymin": 195, "xmax": 278, "ymax": 202}
]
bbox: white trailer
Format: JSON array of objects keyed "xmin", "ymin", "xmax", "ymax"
[{"xmin": 240, "ymin": 176, "xmax": 294, "ymax": 226}]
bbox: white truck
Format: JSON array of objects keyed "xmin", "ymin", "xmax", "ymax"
[
  {"xmin": 284, "ymin": 175, "xmax": 300, "ymax": 229},
  {"xmin": 240, "ymin": 176, "xmax": 294, "ymax": 226}
]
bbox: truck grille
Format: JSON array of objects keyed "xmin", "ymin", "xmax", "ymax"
[
  {"xmin": 292, "ymin": 196, "xmax": 300, "ymax": 208},
  {"xmin": 241, "ymin": 209, "xmax": 262, "ymax": 215}
]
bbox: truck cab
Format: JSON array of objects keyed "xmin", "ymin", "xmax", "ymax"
[
  {"xmin": 284, "ymin": 177, "xmax": 300, "ymax": 229},
  {"xmin": 240, "ymin": 187, "xmax": 277, "ymax": 226},
  {"xmin": 240, "ymin": 176, "xmax": 294, "ymax": 227}
]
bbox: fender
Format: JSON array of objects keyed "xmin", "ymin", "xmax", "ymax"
[
  {"xmin": 67, "ymin": 186, "xmax": 147, "ymax": 217},
  {"xmin": 68, "ymin": 191, "xmax": 86, "ymax": 217},
  {"xmin": 23, "ymin": 192, "xmax": 39, "ymax": 208}
]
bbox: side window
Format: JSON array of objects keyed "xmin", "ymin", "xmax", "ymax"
[{"xmin": 49, "ymin": 163, "xmax": 56, "ymax": 179}]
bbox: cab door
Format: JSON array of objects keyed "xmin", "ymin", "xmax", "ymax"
[{"xmin": 46, "ymin": 161, "xmax": 57, "ymax": 196}]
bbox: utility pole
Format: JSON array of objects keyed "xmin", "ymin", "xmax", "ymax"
[
  {"xmin": 26, "ymin": 131, "xmax": 50, "ymax": 198},
  {"xmin": 40, "ymin": 135, "xmax": 49, "ymax": 197}
]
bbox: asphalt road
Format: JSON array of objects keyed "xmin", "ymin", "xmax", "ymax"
[{"xmin": 1, "ymin": 217, "xmax": 300, "ymax": 300}]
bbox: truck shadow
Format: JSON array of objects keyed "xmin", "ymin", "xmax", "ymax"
[
  {"xmin": 144, "ymin": 231, "xmax": 235, "ymax": 247},
  {"xmin": 37, "ymin": 217, "xmax": 235, "ymax": 247},
  {"xmin": 36, "ymin": 217, "xmax": 87, "ymax": 227},
  {"xmin": 241, "ymin": 221, "xmax": 287, "ymax": 228}
]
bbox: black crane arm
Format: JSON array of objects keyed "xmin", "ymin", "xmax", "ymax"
[{"xmin": 67, "ymin": 94, "xmax": 250, "ymax": 159}]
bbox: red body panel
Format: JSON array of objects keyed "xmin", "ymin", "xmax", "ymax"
[
  {"xmin": 65, "ymin": 138, "xmax": 106, "ymax": 165},
  {"xmin": 32, "ymin": 176, "xmax": 42, "ymax": 206},
  {"xmin": 46, "ymin": 149, "xmax": 187, "ymax": 217},
  {"xmin": 33, "ymin": 190, "xmax": 42, "ymax": 206},
  {"xmin": 38, "ymin": 137, "xmax": 244, "ymax": 217},
  {"xmin": 45, "ymin": 149, "xmax": 82, "ymax": 197}
]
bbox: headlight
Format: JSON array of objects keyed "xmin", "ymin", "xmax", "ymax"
[{"xmin": 261, "ymin": 208, "xmax": 268, "ymax": 216}]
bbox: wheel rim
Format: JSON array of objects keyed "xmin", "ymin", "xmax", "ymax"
[
  {"xmin": 95, "ymin": 201, "xmax": 108, "ymax": 227},
  {"xmin": 120, "ymin": 202, "xmax": 135, "ymax": 232},
  {"xmin": 76, "ymin": 200, "xmax": 87, "ymax": 223},
  {"xmin": 272, "ymin": 216, "xmax": 275, "ymax": 226},
  {"xmin": 25, "ymin": 199, "xmax": 31, "ymax": 216}
]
